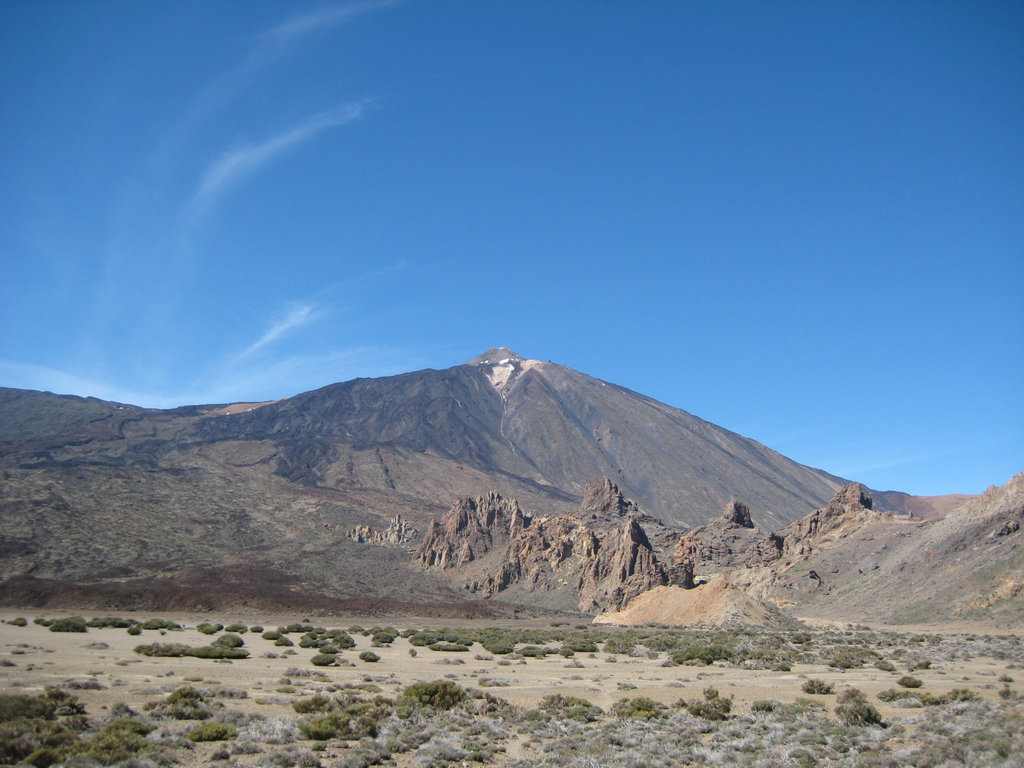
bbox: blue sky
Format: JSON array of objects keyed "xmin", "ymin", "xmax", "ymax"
[{"xmin": 1, "ymin": 1, "xmax": 1021, "ymax": 497}]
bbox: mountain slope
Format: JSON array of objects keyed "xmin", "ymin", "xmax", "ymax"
[
  {"xmin": 0, "ymin": 348, "xmax": 895, "ymax": 611},
  {"xmin": 186, "ymin": 348, "xmax": 847, "ymax": 529}
]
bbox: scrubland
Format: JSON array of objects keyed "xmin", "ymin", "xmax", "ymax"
[{"xmin": 1, "ymin": 612, "xmax": 1022, "ymax": 767}]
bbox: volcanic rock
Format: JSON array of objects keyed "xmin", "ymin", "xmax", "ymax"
[{"xmin": 416, "ymin": 478, "xmax": 668, "ymax": 612}]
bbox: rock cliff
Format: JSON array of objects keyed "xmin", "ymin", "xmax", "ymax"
[{"xmin": 415, "ymin": 479, "xmax": 668, "ymax": 612}]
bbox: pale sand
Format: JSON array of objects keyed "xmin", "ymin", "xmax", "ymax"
[{"xmin": 1, "ymin": 610, "xmax": 1019, "ymax": 765}]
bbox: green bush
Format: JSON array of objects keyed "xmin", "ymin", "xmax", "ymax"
[
  {"xmin": 196, "ymin": 623, "xmax": 222, "ymax": 635},
  {"xmin": 751, "ymin": 699, "xmax": 778, "ymax": 712},
  {"xmin": 835, "ymin": 688, "xmax": 883, "ymax": 726},
  {"xmin": 562, "ymin": 636, "xmax": 598, "ymax": 653},
  {"xmin": 292, "ymin": 695, "xmax": 333, "ymax": 714},
  {"xmin": 186, "ymin": 721, "xmax": 236, "ymax": 742},
  {"xmin": 684, "ymin": 687, "xmax": 731, "ymax": 721},
  {"xmin": 188, "ymin": 645, "xmax": 249, "ymax": 659},
  {"xmin": 398, "ymin": 681, "xmax": 467, "ymax": 710},
  {"xmin": 670, "ymin": 644, "xmax": 733, "ymax": 666},
  {"xmin": 612, "ymin": 696, "xmax": 663, "ymax": 720},
  {"xmin": 358, "ymin": 651, "xmax": 380, "ymax": 663},
  {"xmin": 299, "ymin": 713, "xmax": 348, "ymax": 741},
  {"xmin": 299, "ymin": 633, "xmax": 322, "ymax": 649},
  {"xmin": 539, "ymin": 694, "xmax": 602, "ymax": 722},
  {"xmin": 224, "ymin": 624, "xmax": 248, "ymax": 633},
  {"xmin": 310, "ymin": 654, "xmax": 337, "ymax": 667},
  {"xmin": 897, "ymin": 675, "xmax": 923, "ymax": 688},
  {"xmin": 141, "ymin": 618, "xmax": 180, "ymax": 630},
  {"xmin": 801, "ymin": 679, "xmax": 834, "ymax": 695},
  {"xmin": 9, "ymin": 617, "xmax": 27, "ymax": 627},
  {"xmin": 159, "ymin": 686, "xmax": 210, "ymax": 720},
  {"xmin": 602, "ymin": 635, "xmax": 636, "ymax": 655},
  {"xmin": 518, "ymin": 645, "xmax": 548, "ymax": 657},
  {"xmin": 370, "ymin": 628, "xmax": 399, "ymax": 645},
  {"xmin": 86, "ymin": 729, "xmax": 148, "ymax": 764},
  {"xmin": 212, "ymin": 633, "xmax": 244, "ymax": 648},
  {"xmin": 275, "ymin": 637, "xmax": 294, "ymax": 647},
  {"xmin": 100, "ymin": 719, "xmax": 154, "ymax": 737},
  {"xmin": 0, "ymin": 691, "xmax": 75, "ymax": 722},
  {"xmin": 0, "ymin": 718, "xmax": 78, "ymax": 766},
  {"xmin": 408, "ymin": 631, "xmax": 442, "ymax": 647},
  {"xmin": 48, "ymin": 616, "xmax": 88, "ymax": 633},
  {"xmin": 261, "ymin": 630, "xmax": 282, "ymax": 640},
  {"xmin": 86, "ymin": 616, "xmax": 135, "ymax": 629},
  {"xmin": 249, "ymin": 625, "xmax": 264, "ymax": 633},
  {"xmin": 480, "ymin": 636, "xmax": 515, "ymax": 655},
  {"xmin": 127, "ymin": 625, "xmax": 142, "ymax": 636},
  {"xmin": 428, "ymin": 642, "xmax": 468, "ymax": 652}
]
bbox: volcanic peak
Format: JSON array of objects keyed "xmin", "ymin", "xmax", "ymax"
[{"xmin": 466, "ymin": 347, "xmax": 526, "ymax": 366}]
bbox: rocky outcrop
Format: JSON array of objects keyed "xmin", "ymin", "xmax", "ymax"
[
  {"xmin": 576, "ymin": 517, "xmax": 668, "ymax": 611},
  {"xmin": 413, "ymin": 492, "xmax": 528, "ymax": 568},
  {"xmin": 666, "ymin": 483, "xmax": 882, "ymax": 592},
  {"xmin": 670, "ymin": 500, "xmax": 782, "ymax": 581},
  {"xmin": 415, "ymin": 478, "xmax": 668, "ymax": 612},
  {"xmin": 779, "ymin": 482, "xmax": 875, "ymax": 561},
  {"xmin": 580, "ymin": 478, "xmax": 640, "ymax": 519},
  {"xmin": 347, "ymin": 515, "xmax": 418, "ymax": 548}
]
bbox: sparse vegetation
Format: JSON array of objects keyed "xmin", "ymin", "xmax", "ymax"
[
  {"xmin": 47, "ymin": 616, "xmax": 88, "ymax": 633},
  {"xmin": 802, "ymin": 678, "xmax": 834, "ymax": 694},
  {"xmin": 187, "ymin": 721, "xmax": 237, "ymax": 741},
  {"xmin": 835, "ymin": 687, "xmax": 884, "ymax": 726},
  {"xmin": 1, "ymin": 617, "xmax": 1021, "ymax": 767}
]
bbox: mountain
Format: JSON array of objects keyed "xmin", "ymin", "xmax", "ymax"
[
  {"xmin": 186, "ymin": 348, "xmax": 850, "ymax": 528},
  {"xmin": 0, "ymin": 348, "xmax": 920, "ymax": 612}
]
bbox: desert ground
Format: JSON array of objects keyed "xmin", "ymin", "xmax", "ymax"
[{"xmin": 1, "ymin": 611, "xmax": 1022, "ymax": 767}]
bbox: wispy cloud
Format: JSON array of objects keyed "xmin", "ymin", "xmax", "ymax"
[
  {"xmin": 188, "ymin": 102, "xmax": 370, "ymax": 215},
  {"xmin": 241, "ymin": 303, "xmax": 320, "ymax": 359},
  {"xmin": 262, "ymin": 1, "xmax": 398, "ymax": 48}
]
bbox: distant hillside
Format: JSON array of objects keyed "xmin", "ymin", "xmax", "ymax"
[{"xmin": 612, "ymin": 475, "xmax": 1024, "ymax": 627}]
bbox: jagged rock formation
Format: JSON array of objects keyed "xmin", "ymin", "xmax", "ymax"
[
  {"xmin": 415, "ymin": 479, "xmax": 668, "ymax": 612},
  {"xmin": 670, "ymin": 500, "xmax": 784, "ymax": 581},
  {"xmin": 413, "ymin": 492, "xmax": 528, "ymax": 568},
  {"xmin": 347, "ymin": 515, "xmax": 418, "ymax": 548},
  {"xmin": 778, "ymin": 482, "xmax": 876, "ymax": 561}
]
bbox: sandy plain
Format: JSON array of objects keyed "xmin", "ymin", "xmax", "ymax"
[{"xmin": 2, "ymin": 611, "xmax": 1022, "ymax": 767}]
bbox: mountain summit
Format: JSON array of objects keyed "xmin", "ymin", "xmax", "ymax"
[{"xmin": 466, "ymin": 347, "xmax": 526, "ymax": 366}]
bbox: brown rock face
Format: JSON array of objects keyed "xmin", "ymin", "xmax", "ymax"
[
  {"xmin": 415, "ymin": 478, "xmax": 667, "ymax": 612},
  {"xmin": 780, "ymin": 482, "xmax": 875, "ymax": 561},
  {"xmin": 723, "ymin": 501, "xmax": 754, "ymax": 528},
  {"xmin": 668, "ymin": 483, "xmax": 878, "ymax": 584},
  {"xmin": 576, "ymin": 517, "xmax": 668, "ymax": 612},
  {"xmin": 413, "ymin": 492, "xmax": 527, "ymax": 568},
  {"xmin": 670, "ymin": 499, "xmax": 781, "ymax": 581},
  {"xmin": 580, "ymin": 478, "xmax": 639, "ymax": 518}
]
